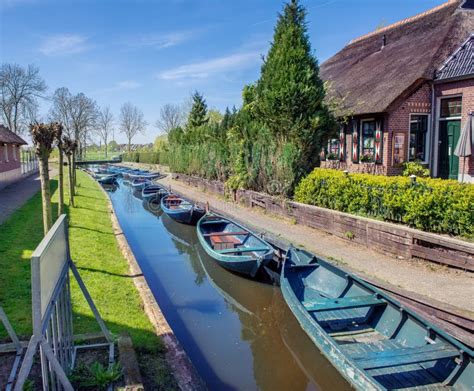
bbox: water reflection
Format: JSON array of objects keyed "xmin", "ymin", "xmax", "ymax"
[{"xmin": 106, "ymin": 178, "xmax": 350, "ymax": 391}]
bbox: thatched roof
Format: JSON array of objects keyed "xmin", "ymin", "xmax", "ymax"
[
  {"xmin": 0, "ymin": 125, "xmax": 27, "ymax": 145},
  {"xmin": 320, "ymin": 0, "xmax": 474, "ymax": 115}
]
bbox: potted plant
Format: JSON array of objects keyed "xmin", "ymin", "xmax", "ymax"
[{"xmin": 360, "ymin": 153, "xmax": 374, "ymax": 163}]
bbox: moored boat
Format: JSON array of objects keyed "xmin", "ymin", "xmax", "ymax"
[
  {"xmin": 196, "ymin": 214, "xmax": 274, "ymax": 277},
  {"xmin": 281, "ymin": 246, "xmax": 473, "ymax": 390},
  {"xmin": 128, "ymin": 172, "xmax": 163, "ymax": 181},
  {"xmin": 131, "ymin": 178, "xmax": 152, "ymax": 190},
  {"xmin": 160, "ymin": 194, "xmax": 205, "ymax": 225},
  {"xmin": 142, "ymin": 184, "xmax": 169, "ymax": 201},
  {"xmin": 97, "ymin": 174, "xmax": 118, "ymax": 185}
]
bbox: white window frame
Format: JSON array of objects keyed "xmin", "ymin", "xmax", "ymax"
[
  {"xmin": 408, "ymin": 113, "xmax": 430, "ymax": 164},
  {"xmin": 4, "ymin": 144, "xmax": 9, "ymax": 162}
]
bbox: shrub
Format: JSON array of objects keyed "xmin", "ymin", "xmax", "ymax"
[
  {"xmin": 402, "ymin": 161, "xmax": 430, "ymax": 178},
  {"xmin": 294, "ymin": 168, "xmax": 474, "ymax": 238}
]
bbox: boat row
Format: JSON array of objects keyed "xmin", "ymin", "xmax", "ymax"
[
  {"xmin": 97, "ymin": 165, "xmax": 474, "ymax": 389},
  {"xmin": 160, "ymin": 199, "xmax": 474, "ymax": 390}
]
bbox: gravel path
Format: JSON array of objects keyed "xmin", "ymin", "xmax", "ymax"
[{"xmin": 155, "ymin": 174, "xmax": 474, "ymax": 314}]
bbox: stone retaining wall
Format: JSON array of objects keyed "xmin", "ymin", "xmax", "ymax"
[{"xmin": 173, "ymin": 173, "xmax": 474, "ymax": 272}]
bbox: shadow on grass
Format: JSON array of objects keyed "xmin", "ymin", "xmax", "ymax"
[
  {"xmin": 69, "ymin": 225, "xmax": 114, "ymax": 236},
  {"xmin": 0, "ymin": 179, "xmax": 63, "ymax": 337},
  {"xmin": 77, "ymin": 266, "xmax": 143, "ymax": 279}
]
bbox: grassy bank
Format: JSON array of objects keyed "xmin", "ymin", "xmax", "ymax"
[{"xmin": 0, "ymin": 169, "xmax": 176, "ymax": 389}]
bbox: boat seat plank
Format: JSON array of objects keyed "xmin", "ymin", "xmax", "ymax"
[
  {"xmin": 201, "ymin": 220, "xmax": 228, "ymax": 225},
  {"xmin": 353, "ymin": 344, "xmax": 459, "ymax": 370},
  {"xmin": 289, "ymin": 263, "xmax": 319, "ymax": 269},
  {"xmin": 203, "ymin": 231, "xmax": 248, "ymax": 237},
  {"xmin": 218, "ymin": 246, "xmax": 269, "ymax": 254},
  {"xmin": 303, "ymin": 295, "xmax": 385, "ymax": 312}
]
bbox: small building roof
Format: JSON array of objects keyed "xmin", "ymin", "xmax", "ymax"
[
  {"xmin": 0, "ymin": 125, "xmax": 27, "ymax": 145},
  {"xmin": 320, "ymin": 0, "xmax": 474, "ymax": 115},
  {"xmin": 436, "ymin": 34, "xmax": 474, "ymax": 81}
]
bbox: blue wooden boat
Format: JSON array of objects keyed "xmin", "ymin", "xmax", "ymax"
[
  {"xmin": 196, "ymin": 214, "xmax": 274, "ymax": 277},
  {"xmin": 160, "ymin": 194, "xmax": 205, "ymax": 225},
  {"xmin": 97, "ymin": 174, "xmax": 118, "ymax": 185},
  {"xmin": 131, "ymin": 178, "xmax": 152, "ymax": 190},
  {"xmin": 128, "ymin": 172, "xmax": 163, "ymax": 181},
  {"xmin": 142, "ymin": 184, "xmax": 169, "ymax": 201},
  {"xmin": 281, "ymin": 246, "xmax": 473, "ymax": 390}
]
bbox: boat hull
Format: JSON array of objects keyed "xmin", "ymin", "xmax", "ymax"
[
  {"xmin": 280, "ymin": 247, "xmax": 474, "ymax": 390},
  {"xmin": 196, "ymin": 214, "xmax": 274, "ymax": 277}
]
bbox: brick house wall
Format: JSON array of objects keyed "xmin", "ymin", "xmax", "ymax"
[
  {"xmin": 0, "ymin": 144, "xmax": 23, "ymax": 190},
  {"xmin": 0, "ymin": 144, "xmax": 21, "ymax": 172},
  {"xmin": 321, "ymin": 83, "xmax": 433, "ymax": 176},
  {"xmin": 385, "ymin": 83, "xmax": 432, "ymax": 175},
  {"xmin": 435, "ymin": 78, "xmax": 474, "ymax": 180}
]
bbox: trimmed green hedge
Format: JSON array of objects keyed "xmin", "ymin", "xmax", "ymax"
[
  {"xmin": 294, "ymin": 168, "xmax": 474, "ymax": 238},
  {"xmin": 122, "ymin": 151, "xmax": 169, "ymax": 165}
]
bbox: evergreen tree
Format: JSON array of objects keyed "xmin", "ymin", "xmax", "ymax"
[
  {"xmin": 255, "ymin": 0, "xmax": 334, "ymax": 174},
  {"xmin": 187, "ymin": 91, "xmax": 208, "ymax": 129}
]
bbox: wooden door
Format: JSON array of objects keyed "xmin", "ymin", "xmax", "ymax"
[{"xmin": 438, "ymin": 120, "xmax": 461, "ymax": 179}]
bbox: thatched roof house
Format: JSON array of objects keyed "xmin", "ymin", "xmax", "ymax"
[
  {"xmin": 320, "ymin": 0, "xmax": 473, "ymax": 115},
  {"xmin": 319, "ymin": 0, "xmax": 474, "ymax": 182}
]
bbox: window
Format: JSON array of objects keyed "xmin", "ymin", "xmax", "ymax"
[
  {"xmin": 4, "ymin": 145, "xmax": 8, "ymax": 162},
  {"xmin": 327, "ymin": 138, "xmax": 339, "ymax": 159},
  {"xmin": 409, "ymin": 115, "xmax": 428, "ymax": 161},
  {"xmin": 361, "ymin": 120, "xmax": 376, "ymax": 161},
  {"xmin": 440, "ymin": 97, "xmax": 462, "ymax": 118}
]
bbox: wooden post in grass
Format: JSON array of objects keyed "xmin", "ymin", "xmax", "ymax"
[
  {"xmin": 53, "ymin": 123, "xmax": 65, "ymax": 216},
  {"xmin": 63, "ymin": 137, "xmax": 75, "ymax": 207},
  {"xmin": 30, "ymin": 123, "xmax": 55, "ymax": 234}
]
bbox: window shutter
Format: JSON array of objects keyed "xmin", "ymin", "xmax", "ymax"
[
  {"xmin": 339, "ymin": 125, "xmax": 345, "ymax": 161},
  {"xmin": 374, "ymin": 120, "xmax": 383, "ymax": 164},
  {"xmin": 351, "ymin": 120, "xmax": 359, "ymax": 163}
]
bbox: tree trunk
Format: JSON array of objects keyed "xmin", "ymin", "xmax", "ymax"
[
  {"xmin": 58, "ymin": 148, "xmax": 64, "ymax": 216},
  {"xmin": 67, "ymin": 155, "xmax": 75, "ymax": 207},
  {"xmin": 128, "ymin": 138, "xmax": 131, "ymax": 152},
  {"xmin": 38, "ymin": 156, "xmax": 52, "ymax": 234},
  {"xmin": 72, "ymin": 152, "xmax": 76, "ymax": 192},
  {"xmin": 105, "ymin": 136, "xmax": 108, "ymax": 158}
]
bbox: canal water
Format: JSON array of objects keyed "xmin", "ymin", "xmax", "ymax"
[{"xmin": 106, "ymin": 179, "xmax": 350, "ymax": 391}]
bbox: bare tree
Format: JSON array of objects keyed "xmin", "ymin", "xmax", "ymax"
[
  {"xmin": 120, "ymin": 102, "xmax": 147, "ymax": 151},
  {"xmin": 52, "ymin": 123, "xmax": 65, "ymax": 216},
  {"xmin": 96, "ymin": 106, "xmax": 114, "ymax": 157},
  {"xmin": 63, "ymin": 137, "xmax": 77, "ymax": 206},
  {"xmin": 155, "ymin": 103, "xmax": 184, "ymax": 134},
  {"xmin": 0, "ymin": 64, "xmax": 47, "ymax": 134},
  {"xmin": 49, "ymin": 87, "xmax": 73, "ymax": 136},
  {"xmin": 30, "ymin": 123, "xmax": 55, "ymax": 234},
  {"xmin": 69, "ymin": 93, "xmax": 97, "ymax": 159}
]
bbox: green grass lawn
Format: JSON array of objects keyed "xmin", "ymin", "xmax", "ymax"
[{"xmin": 0, "ymin": 169, "xmax": 176, "ymax": 389}]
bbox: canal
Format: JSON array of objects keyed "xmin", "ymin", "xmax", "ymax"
[{"xmin": 106, "ymin": 178, "xmax": 350, "ymax": 390}]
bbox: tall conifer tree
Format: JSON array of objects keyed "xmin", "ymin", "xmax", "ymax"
[
  {"xmin": 187, "ymin": 91, "xmax": 208, "ymax": 129},
  {"xmin": 255, "ymin": 0, "xmax": 334, "ymax": 175}
]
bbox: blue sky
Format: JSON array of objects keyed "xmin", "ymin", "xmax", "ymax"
[{"xmin": 1, "ymin": 0, "xmax": 445, "ymax": 144}]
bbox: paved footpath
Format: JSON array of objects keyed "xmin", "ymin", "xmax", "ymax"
[{"xmin": 0, "ymin": 168, "xmax": 57, "ymax": 225}]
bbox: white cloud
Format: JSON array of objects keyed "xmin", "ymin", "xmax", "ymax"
[
  {"xmin": 39, "ymin": 34, "xmax": 89, "ymax": 56},
  {"xmin": 158, "ymin": 51, "xmax": 261, "ymax": 80},
  {"xmin": 128, "ymin": 31, "xmax": 196, "ymax": 50}
]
